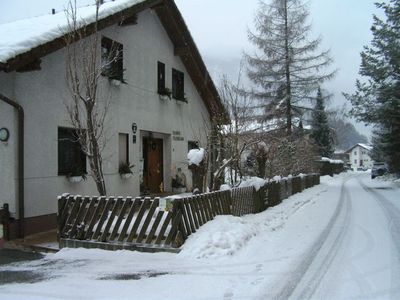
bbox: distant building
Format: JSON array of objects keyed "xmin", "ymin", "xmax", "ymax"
[{"xmin": 346, "ymin": 143, "xmax": 373, "ymax": 170}]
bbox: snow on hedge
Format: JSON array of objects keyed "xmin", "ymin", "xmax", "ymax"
[
  {"xmin": 272, "ymin": 175, "xmax": 282, "ymax": 182},
  {"xmin": 187, "ymin": 148, "xmax": 205, "ymax": 166},
  {"xmin": 219, "ymin": 184, "xmax": 231, "ymax": 191},
  {"xmin": 0, "ymin": 0, "xmax": 146, "ymax": 63},
  {"xmin": 321, "ymin": 157, "xmax": 344, "ymax": 164},
  {"xmin": 238, "ymin": 177, "xmax": 267, "ymax": 191}
]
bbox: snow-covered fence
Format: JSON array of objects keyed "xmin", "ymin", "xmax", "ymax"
[
  {"xmin": 58, "ymin": 196, "xmax": 183, "ymax": 253},
  {"xmin": 292, "ymin": 177, "xmax": 302, "ymax": 194},
  {"xmin": 174, "ymin": 190, "xmax": 231, "ymax": 235},
  {"xmin": 230, "ymin": 174, "xmax": 320, "ymax": 214},
  {"xmin": 57, "ymin": 174, "xmax": 320, "ymax": 252},
  {"xmin": 267, "ymin": 181, "xmax": 281, "ymax": 207},
  {"xmin": 231, "ymin": 186, "xmax": 264, "ymax": 216}
]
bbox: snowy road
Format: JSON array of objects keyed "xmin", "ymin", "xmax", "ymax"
[
  {"xmin": 273, "ymin": 174, "xmax": 400, "ymax": 299},
  {"xmin": 0, "ymin": 173, "xmax": 399, "ymax": 300}
]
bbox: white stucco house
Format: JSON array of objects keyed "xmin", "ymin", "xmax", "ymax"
[
  {"xmin": 0, "ymin": 0, "xmax": 226, "ymax": 238},
  {"xmin": 346, "ymin": 143, "xmax": 373, "ymax": 171}
]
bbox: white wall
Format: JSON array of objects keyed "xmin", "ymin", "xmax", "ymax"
[
  {"xmin": 0, "ymin": 72, "xmax": 17, "ymax": 216},
  {"xmin": 0, "ymin": 9, "xmax": 211, "ymax": 219}
]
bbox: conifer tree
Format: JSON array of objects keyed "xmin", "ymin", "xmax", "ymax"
[
  {"xmin": 345, "ymin": 0, "xmax": 400, "ymax": 172},
  {"xmin": 311, "ymin": 88, "xmax": 334, "ymax": 157},
  {"xmin": 246, "ymin": 0, "xmax": 335, "ymax": 135}
]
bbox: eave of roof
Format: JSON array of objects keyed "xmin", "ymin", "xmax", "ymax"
[
  {"xmin": 0, "ymin": 0, "xmax": 228, "ymax": 122},
  {"xmin": 345, "ymin": 143, "xmax": 372, "ymax": 153}
]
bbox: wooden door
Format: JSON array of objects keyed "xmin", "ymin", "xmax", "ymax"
[{"xmin": 143, "ymin": 138, "xmax": 163, "ymax": 193}]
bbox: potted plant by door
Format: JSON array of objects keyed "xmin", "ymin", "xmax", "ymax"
[
  {"xmin": 119, "ymin": 162, "xmax": 134, "ymax": 179},
  {"xmin": 172, "ymin": 168, "xmax": 187, "ymax": 193},
  {"xmin": 67, "ymin": 165, "xmax": 87, "ymax": 183}
]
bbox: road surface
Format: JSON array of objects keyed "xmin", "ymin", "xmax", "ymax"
[
  {"xmin": 272, "ymin": 173, "xmax": 400, "ymax": 299},
  {"xmin": 0, "ymin": 172, "xmax": 399, "ymax": 300}
]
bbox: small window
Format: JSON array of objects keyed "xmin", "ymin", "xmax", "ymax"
[
  {"xmin": 101, "ymin": 37, "xmax": 124, "ymax": 81},
  {"xmin": 354, "ymin": 151, "xmax": 357, "ymax": 155},
  {"xmin": 58, "ymin": 128, "xmax": 86, "ymax": 175},
  {"xmin": 354, "ymin": 159, "xmax": 357, "ymax": 164},
  {"xmin": 172, "ymin": 68, "xmax": 185, "ymax": 101},
  {"xmin": 188, "ymin": 141, "xmax": 199, "ymax": 151},
  {"xmin": 118, "ymin": 133, "xmax": 129, "ymax": 165},
  {"xmin": 157, "ymin": 61, "xmax": 166, "ymax": 94}
]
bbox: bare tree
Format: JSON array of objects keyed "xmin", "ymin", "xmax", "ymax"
[
  {"xmin": 216, "ymin": 63, "xmax": 262, "ymax": 186},
  {"xmin": 64, "ymin": 0, "xmax": 115, "ymax": 195}
]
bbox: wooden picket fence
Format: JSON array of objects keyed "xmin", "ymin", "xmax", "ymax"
[{"xmin": 58, "ymin": 174, "xmax": 320, "ymax": 252}]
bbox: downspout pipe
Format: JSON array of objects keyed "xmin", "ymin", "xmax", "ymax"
[{"xmin": 0, "ymin": 93, "xmax": 24, "ymax": 238}]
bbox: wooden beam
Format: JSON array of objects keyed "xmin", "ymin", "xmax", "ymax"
[
  {"xmin": 174, "ymin": 46, "xmax": 190, "ymax": 57},
  {"xmin": 118, "ymin": 14, "xmax": 138, "ymax": 26},
  {"xmin": 16, "ymin": 59, "xmax": 42, "ymax": 72}
]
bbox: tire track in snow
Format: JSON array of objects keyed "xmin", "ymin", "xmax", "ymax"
[
  {"xmin": 358, "ymin": 179, "xmax": 400, "ymax": 255},
  {"xmin": 270, "ymin": 178, "xmax": 352, "ymax": 300},
  {"xmin": 358, "ymin": 178, "xmax": 400, "ymax": 298}
]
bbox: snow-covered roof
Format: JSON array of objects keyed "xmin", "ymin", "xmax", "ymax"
[
  {"xmin": 358, "ymin": 143, "xmax": 373, "ymax": 151},
  {"xmin": 346, "ymin": 143, "xmax": 373, "ymax": 153},
  {"xmin": 0, "ymin": 0, "xmax": 146, "ymax": 64},
  {"xmin": 0, "ymin": 0, "xmax": 228, "ymax": 120}
]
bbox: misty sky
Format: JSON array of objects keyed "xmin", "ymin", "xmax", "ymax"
[{"xmin": 0, "ymin": 0, "xmax": 379, "ymax": 137}]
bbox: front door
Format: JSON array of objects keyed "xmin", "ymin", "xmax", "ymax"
[{"xmin": 143, "ymin": 137, "xmax": 163, "ymax": 193}]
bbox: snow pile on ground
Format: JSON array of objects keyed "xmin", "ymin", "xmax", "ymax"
[
  {"xmin": 0, "ymin": 0, "xmax": 146, "ymax": 63},
  {"xmin": 179, "ymin": 215, "xmax": 260, "ymax": 259},
  {"xmin": 187, "ymin": 148, "xmax": 205, "ymax": 166},
  {"xmin": 238, "ymin": 177, "xmax": 267, "ymax": 191},
  {"xmin": 374, "ymin": 173, "xmax": 400, "ymax": 183},
  {"xmin": 180, "ymin": 174, "xmax": 339, "ymax": 260}
]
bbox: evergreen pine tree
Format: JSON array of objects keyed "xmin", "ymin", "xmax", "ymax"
[
  {"xmin": 345, "ymin": 0, "xmax": 400, "ymax": 173},
  {"xmin": 370, "ymin": 129, "xmax": 388, "ymax": 163},
  {"xmin": 311, "ymin": 88, "xmax": 334, "ymax": 157},
  {"xmin": 246, "ymin": 0, "xmax": 335, "ymax": 135}
]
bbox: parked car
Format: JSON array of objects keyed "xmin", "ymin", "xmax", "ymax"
[{"xmin": 371, "ymin": 162, "xmax": 388, "ymax": 179}]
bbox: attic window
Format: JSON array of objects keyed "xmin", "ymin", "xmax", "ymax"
[
  {"xmin": 101, "ymin": 37, "xmax": 124, "ymax": 81},
  {"xmin": 172, "ymin": 68, "xmax": 185, "ymax": 101}
]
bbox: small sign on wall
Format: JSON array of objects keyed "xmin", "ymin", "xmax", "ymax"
[{"xmin": 173, "ymin": 130, "xmax": 184, "ymax": 142}]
